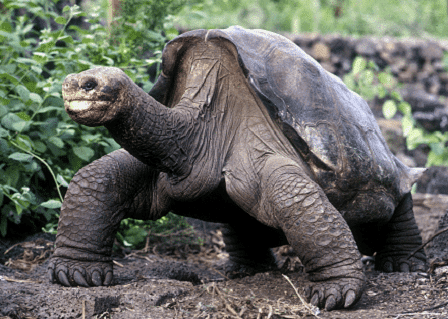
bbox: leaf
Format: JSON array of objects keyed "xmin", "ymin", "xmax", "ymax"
[
  {"xmin": 33, "ymin": 52, "xmax": 48, "ymax": 63},
  {"xmin": 4, "ymin": 167, "xmax": 20, "ymax": 188},
  {"xmin": 57, "ymin": 174, "xmax": 69, "ymax": 187},
  {"xmin": 352, "ymin": 57, "xmax": 366, "ymax": 75},
  {"xmin": 73, "ymin": 146, "xmax": 94, "ymax": 162},
  {"xmin": 382, "ymin": 100, "xmax": 397, "ymax": 120},
  {"xmin": 8, "ymin": 152, "xmax": 33, "ymax": 162},
  {"xmin": 58, "ymin": 35, "xmax": 73, "ymax": 44},
  {"xmin": 402, "ymin": 116, "xmax": 414, "ymax": 137},
  {"xmin": 29, "ymin": 93, "xmax": 43, "ymax": 104},
  {"xmin": 16, "ymin": 135, "xmax": 34, "ymax": 151},
  {"xmin": 398, "ymin": 102, "xmax": 412, "ymax": 116},
  {"xmin": 48, "ymin": 136, "xmax": 64, "ymax": 149},
  {"xmin": 33, "ymin": 141, "xmax": 47, "ymax": 153},
  {"xmin": 63, "ymin": 5, "xmax": 71, "ymax": 12},
  {"xmin": 54, "ymin": 16, "xmax": 67, "ymax": 25},
  {"xmin": 0, "ymin": 105, "xmax": 7, "ymax": 117},
  {"xmin": 378, "ymin": 72, "xmax": 396, "ymax": 89},
  {"xmin": 16, "ymin": 85, "xmax": 30, "ymax": 102},
  {"xmin": 363, "ymin": 70, "xmax": 374, "ymax": 86},
  {"xmin": 0, "ymin": 137, "xmax": 9, "ymax": 152},
  {"xmin": 16, "ymin": 57, "xmax": 39, "ymax": 65},
  {"xmin": 0, "ymin": 127, "xmax": 8, "ymax": 139},
  {"xmin": 14, "ymin": 203, "xmax": 23, "ymax": 215},
  {"xmin": 0, "ymin": 21, "xmax": 12, "ymax": 33},
  {"xmin": 0, "ymin": 73, "xmax": 19, "ymax": 85},
  {"xmin": 390, "ymin": 91, "xmax": 403, "ymax": 102},
  {"xmin": 16, "ymin": 111, "xmax": 31, "ymax": 121},
  {"xmin": 31, "ymin": 65, "xmax": 42, "ymax": 75},
  {"xmin": 430, "ymin": 143, "xmax": 445, "ymax": 156},
  {"xmin": 1, "ymin": 113, "xmax": 28, "ymax": 131},
  {"xmin": 36, "ymin": 106, "xmax": 61, "ymax": 114},
  {"xmin": 40, "ymin": 200, "xmax": 62, "ymax": 209}
]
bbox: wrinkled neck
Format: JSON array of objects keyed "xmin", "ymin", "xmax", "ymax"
[{"xmin": 105, "ymin": 84, "xmax": 191, "ymax": 177}]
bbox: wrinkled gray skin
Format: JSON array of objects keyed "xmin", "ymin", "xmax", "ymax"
[{"xmin": 49, "ymin": 27, "xmax": 427, "ymax": 311}]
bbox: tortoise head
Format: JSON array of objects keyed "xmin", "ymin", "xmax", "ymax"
[{"xmin": 62, "ymin": 67, "xmax": 134, "ymax": 127}]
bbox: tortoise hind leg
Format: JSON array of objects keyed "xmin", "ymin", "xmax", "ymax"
[
  {"xmin": 375, "ymin": 193, "xmax": 427, "ymax": 272},
  {"xmin": 226, "ymin": 155, "xmax": 365, "ymax": 310},
  {"xmin": 222, "ymin": 217, "xmax": 287, "ymax": 278}
]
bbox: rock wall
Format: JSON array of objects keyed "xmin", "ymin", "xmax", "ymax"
[{"xmin": 290, "ymin": 34, "xmax": 448, "ymax": 133}]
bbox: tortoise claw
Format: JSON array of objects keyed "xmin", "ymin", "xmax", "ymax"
[
  {"xmin": 104, "ymin": 271, "xmax": 113, "ymax": 286},
  {"xmin": 74, "ymin": 270, "xmax": 89, "ymax": 287},
  {"xmin": 382, "ymin": 261, "xmax": 393, "ymax": 273},
  {"xmin": 344, "ymin": 290, "xmax": 356, "ymax": 308},
  {"xmin": 325, "ymin": 295, "xmax": 337, "ymax": 311},
  {"xmin": 92, "ymin": 270, "xmax": 102, "ymax": 286},
  {"xmin": 57, "ymin": 270, "xmax": 71, "ymax": 287},
  {"xmin": 400, "ymin": 263, "xmax": 410, "ymax": 272},
  {"xmin": 48, "ymin": 268, "xmax": 55, "ymax": 283},
  {"xmin": 310, "ymin": 293, "xmax": 320, "ymax": 307}
]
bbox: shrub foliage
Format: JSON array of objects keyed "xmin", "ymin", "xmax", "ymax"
[{"xmin": 0, "ymin": 0, "xmax": 183, "ymax": 239}]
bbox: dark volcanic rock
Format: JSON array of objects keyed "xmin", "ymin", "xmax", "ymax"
[{"xmin": 417, "ymin": 166, "xmax": 448, "ymax": 195}]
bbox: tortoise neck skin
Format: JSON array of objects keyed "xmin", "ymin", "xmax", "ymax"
[
  {"xmin": 63, "ymin": 67, "xmax": 192, "ymax": 177},
  {"xmin": 105, "ymin": 85, "xmax": 192, "ymax": 177}
]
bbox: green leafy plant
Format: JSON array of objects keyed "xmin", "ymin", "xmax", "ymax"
[
  {"xmin": 117, "ymin": 213, "xmax": 203, "ymax": 249},
  {"xmin": 343, "ymin": 56, "xmax": 448, "ymax": 167},
  {"xmin": 176, "ymin": 0, "xmax": 448, "ymax": 38},
  {"xmin": 0, "ymin": 0, "xmax": 187, "ymax": 238}
]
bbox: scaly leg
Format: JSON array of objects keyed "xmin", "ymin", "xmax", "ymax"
[
  {"xmin": 256, "ymin": 156, "xmax": 365, "ymax": 310},
  {"xmin": 375, "ymin": 193, "xmax": 427, "ymax": 272},
  {"xmin": 48, "ymin": 149, "xmax": 166, "ymax": 287}
]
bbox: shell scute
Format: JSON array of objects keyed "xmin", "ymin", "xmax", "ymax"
[{"xmin": 150, "ymin": 26, "xmax": 418, "ymax": 197}]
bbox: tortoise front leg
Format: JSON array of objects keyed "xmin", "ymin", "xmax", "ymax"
[
  {"xmin": 257, "ymin": 156, "xmax": 365, "ymax": 310},
  {"xmin": 375, "ymin": 193, "xmax": 427, "ymax": 272},
  {"xmin": 48, "ymin": 149, "xmax": 166, "ymax": 287}
]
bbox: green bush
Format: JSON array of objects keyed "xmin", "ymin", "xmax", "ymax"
[
  {"xmin": 0, "ymin": 0, "xmax": 184, "ymax": 238},
  {"xmin": 343, "ymin": 57, "xmax": 448, "ymax": 167},
  {"xmin": 117, "ymin": 213, "xmax": 203, "ymax": 249},
  {"xmin": 175, "ymin": 0, "xmax": 448, "ymax": 38}
]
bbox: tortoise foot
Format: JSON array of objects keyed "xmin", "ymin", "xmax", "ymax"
[
  {"xmin": 305, "ymin": 277, "xmax": 365, "ymax": 311},
  {"xmin": 375, "ymin": 251, "xmax": 426, "ymax": 273},
  {"xmin": 48, "ymin": 257, "xmax": 113, "ymax": 287}
]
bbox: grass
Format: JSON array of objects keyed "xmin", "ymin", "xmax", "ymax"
[{"xmin": 174, "ymin": 0, "xmax": 448, "ymax": 38}]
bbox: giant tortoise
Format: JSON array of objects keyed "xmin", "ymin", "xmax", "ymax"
[{"xmin": 49, "ymin": 26, "xmax": 426, "ymax": 310}]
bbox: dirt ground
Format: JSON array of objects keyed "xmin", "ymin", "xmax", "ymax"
[{"xmin": 1, "ymin": 194, "xmax": 448, "ymax": 319}]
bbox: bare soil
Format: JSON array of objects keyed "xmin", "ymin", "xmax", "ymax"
[{"xmin": 1, "ymin": 194, "xmax": 448, "ymax": 319}]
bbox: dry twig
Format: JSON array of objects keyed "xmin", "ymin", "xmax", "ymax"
[
  {"xmin": 408, "ymin": 227, "xmax": 448, "ymax": 259},
  {"xmin": 0, "ymin": 275, "xmax": 37, "ymax": 283},
  {"xmin": 112, "ymin": 260, "xmax": 124, "ymax": 268},
  {"xmin": 82, "ymin": 300, "xmax": 86, "ymax": 319},
  {"xmin": 282, "ymin": 274, "xmax": 320, "ymax": 317}
]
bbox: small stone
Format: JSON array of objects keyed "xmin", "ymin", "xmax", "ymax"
[
  {"xmin": 312, "ymin": 42, "xmax": 331, "ymax": 61},
  {"xmin": 439, "ymin": 72, "xmax": 448, "ymax": 83},
  {"xmin": 355, "ymin": 39, "xmax": 377, "ymax": 56},
  {"xmin": 419, "ymin": 42, "xmax": 444, "ymax": 61}
]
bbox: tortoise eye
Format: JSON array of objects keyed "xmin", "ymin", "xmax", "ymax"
[{"xmin": 83, "ymin": 81, "xmax": 97, "ymax": 91}]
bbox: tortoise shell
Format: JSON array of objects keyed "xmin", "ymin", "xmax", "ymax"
[{"xmin": 150, "ymin": 26, "xmax": 417, "ymax": 205}]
